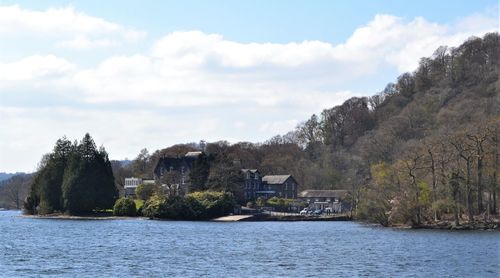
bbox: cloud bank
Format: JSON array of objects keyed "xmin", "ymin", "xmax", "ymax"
[{"xmin": 0, "ymin": 5, "xmax": 497, "ymax": 172}]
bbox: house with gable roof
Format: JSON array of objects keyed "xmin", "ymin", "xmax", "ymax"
[{"xmin": 241, "ymin": 169, "xmax": 299, "ymax": 201}]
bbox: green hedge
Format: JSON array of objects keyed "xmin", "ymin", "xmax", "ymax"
[
  {"xmin": 113, "ymin": 197, "xmax": 137, "ymax": 216},
  {"xmin": 142, "ymin": 191, "xmax": 235, "ymax": 220}
]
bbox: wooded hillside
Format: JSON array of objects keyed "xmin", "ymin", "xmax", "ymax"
[{"xmin": 120, "ymin": 33, "xmax": 499, "ymax": 225}]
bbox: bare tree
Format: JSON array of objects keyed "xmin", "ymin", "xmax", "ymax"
[
  {"xmin": 450, "ymin": 133, "xmax": 475, "ymax": 222},
  {"xmin": 467, "ymin": 126, "xmax": 489, "ymax": 213}
]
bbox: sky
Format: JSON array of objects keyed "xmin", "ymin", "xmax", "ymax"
[{"xmin": 0, "ymin": 1, "xmax": 498, "ymax": 173}]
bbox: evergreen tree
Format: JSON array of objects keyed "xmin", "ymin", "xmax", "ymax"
[
  {"xmin": 62, "ymin": 133, "xmax": 117, "ymax": 214},
  {"xmin": 25, "ymin": 133, "xmax": 117, "ymax": 215},
  {"xmin": 189, "ymin": 153, "xmax": 211, "ymax": 191}
]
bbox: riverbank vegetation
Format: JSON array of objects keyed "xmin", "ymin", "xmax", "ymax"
[
  {"xmin": 141, "ymin": 191, "xmax": 235, "ymax": 220},
  {"xmin": 113, "ymin": 197, "xmax": 137, "ymax": 216}
]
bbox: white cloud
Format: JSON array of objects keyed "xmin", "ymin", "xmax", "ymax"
[
  {"xmin": 0, "ymin": 5, "xmax": 145, "ymax": 49},
  {"xmin": 0, "ymin": 106, "xmax": 221, "ymax": 172},
  {"xmin": 0, "ymin": 55, "xmax": 75, "ymax": 82},
  {"xmin": 333, "ymin": 13, "xmax": 498, "ymax": 72},
  {"xmin": 0, "ymin": 5, "xmax": 498, "ymax": 172},
  {"xmin": 259, "ymin": 120, "xmax": 301, "ymax": 134},
  {"xmin": 56, "ymin": 35, "xmax": 119, "ymax": 49}
]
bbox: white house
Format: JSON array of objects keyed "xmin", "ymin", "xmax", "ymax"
[{"xmin": 124, "ymin": 177, "xmax": 155, "ymax": 197}]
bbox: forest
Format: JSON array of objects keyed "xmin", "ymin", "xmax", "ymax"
[{"xmin": 2, "ymin": 33, "xmax": 499, "ymax": 226}]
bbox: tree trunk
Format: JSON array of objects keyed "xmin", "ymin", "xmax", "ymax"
[
  {"xmin": 450, "ymin": 172, "xmax": 460, "ymax": 226},
  {"xmin": 493, "ymin": 189, "xmax": 497, "ymax": 215},
  {"xmin": 428, "ymin": 149, "xmax": 438, "ymax": 221},
  {"xmin": 410, "ymin": 172, "xmax": 421, "ymax": 226},
  {"xmin": 477, "ymin": 148, "xmax": 483, "ymax": 213},
  {"xmin": 493, "ymin": 154, "xmax": 498, "ymax": 214},
  {"xmin": 466, "ymin": 160, "xmax": 474, "ymax": 222},
  {"xmin": 454, "ymin": 192, "xmax": 460, "ymax": 226}
]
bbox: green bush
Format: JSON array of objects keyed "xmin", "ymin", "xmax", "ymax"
[
  {"xmin": 135, "ymin": 183, "xmax": 157, "ymax": 200},
  {"xmin": 141, "ymin": 194, "xmax": 165, "ymax": 218},
  {"xmin": 142, "ymin": 191, "xmax": 235, "ymax": 220},
  {"xmin": 265, "ymin": 197, "xmax": 300, "ymax": 212},
  {"xmin": 113, "ymin": 197, "xmax": 137, "ymax": 216},
  {"xmin": 142, "ymin": 194, "xmax": 193, "ymax": 219},
  {"xmin": 187, "ymin": 191, "xmax": 235, "ymax": 218}
]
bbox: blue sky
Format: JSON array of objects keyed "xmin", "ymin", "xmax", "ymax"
[{"xmin": 0, "ymin": 1, "xmax": 498, "ymax": 172}]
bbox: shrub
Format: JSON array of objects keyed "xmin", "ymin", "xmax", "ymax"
[
  {"xmin": 142, "ymin": 191, "xmax": 235, "ymax": 220},
  {"xmin": 135, "ymin": 183, "xmax": 157, "ymax": 200},
  {"xmin": 265, "ymin": 197, "xmax": 298, "ymax": 212},
  {"xmin": 113, "ymin": 197, "xmax": 137, "ymax": 216},
  {"xmin": 255, "ymin": 197, "xmax": 265, "ymax": 207},
  {"xmin": 187, "ymin": 191, "xmax": 235, "ymax": 218},
  {"xmin": 141, "ymin": 194, "xmax": 165, "ymax": 218},
  {"xmin": 142, "ymin": 194, "xmax": 194, "ymax": 219}
]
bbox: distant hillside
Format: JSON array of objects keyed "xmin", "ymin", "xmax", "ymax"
[
  {"xmin": 0, "ymin": 173, "xmax": 32, "ymax": 209},
  {"xmin": 0, "ymin": 172, "xmax": 25, "ymax": 182}
]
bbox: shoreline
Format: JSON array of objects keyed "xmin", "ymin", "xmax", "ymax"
[
  {"xmin": 15, "ymin": 212, "xmax": 500, "ymax": 230},
  {"xmin": 410, "ymin": 221, "xmax": 500, "ymax": 231},
  {"xmin": 20, "ymin": 213, "xmax": 147, "ymax": 221}
]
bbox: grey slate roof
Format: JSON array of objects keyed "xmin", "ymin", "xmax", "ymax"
[
  {"xmin": 262, "ymin": 175, "xmax": 292, "ymax": 184},
  {"xmin": 241, "ymin": 169, "xmax": 259, "ymax": 174},
  {"xmin": 185, "ymin": 151, "xmax": 203, "ymax": 157},
  {"xmin": 298, "ymin": 190, "xmax": 349, "ymax": 198}
]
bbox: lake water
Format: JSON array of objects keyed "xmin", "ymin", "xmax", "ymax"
[{"xmin": 0, "ymin": 211, "xmax": 498, "ymax": 277}]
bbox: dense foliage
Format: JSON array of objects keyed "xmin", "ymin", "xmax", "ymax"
[
  {"xmin": 135, "ymin": 183, "xmax": 157, "ymax": 200},
  {"xmin": 142, "ymin": 191, "xmax": 235, "ymax": 220},
  {"xmin": 265, "ymin": 197, "xmax": 305, "ymax": 212},
  {"xmin": 24, "ymin": 134, "xmax": 118, "ymax": 215},
  {"xmin": 113, "ymin": 197, "xmax": 137, "ymax": 216}
]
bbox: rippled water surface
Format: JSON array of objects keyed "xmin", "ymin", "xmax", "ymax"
[{"xmin": 0, "ymin": 210, "xmax": 499, "ymax": 277}]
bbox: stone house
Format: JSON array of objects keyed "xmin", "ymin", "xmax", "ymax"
[
  {"xmin": 261, "ymin": 175, "xmax": 298, "ymax": 199},
  {"xmin": 124, "ymin": 177, "xmax": 155, "ymax": 197},
  {"xmin": 242, "ymin": 169, "xmax": 299, "ymax": 201},
  {"xmin": 241, "ymin": 169, "xmax": 261, "ymax": 201},
  {"xmin": 153, "ymin": 151, "xmax": 204, "ymax": 195}
]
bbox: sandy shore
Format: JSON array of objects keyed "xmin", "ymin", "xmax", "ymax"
[{"xmin": 212, "ymin": 215, "xmax": 255, "ymax": 222}]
